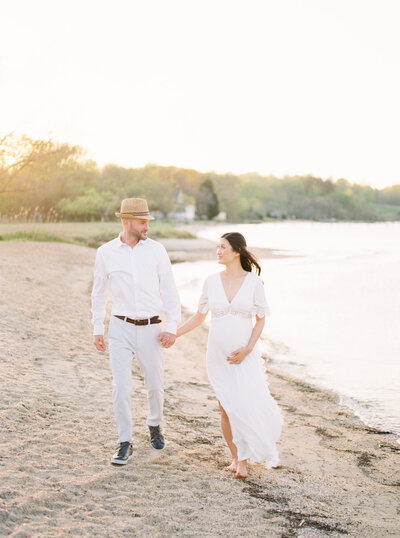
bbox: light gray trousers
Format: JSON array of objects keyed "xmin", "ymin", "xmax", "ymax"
[{"xmin": 108, "ymin": 315, "xmax": 164, "ymax": 443}]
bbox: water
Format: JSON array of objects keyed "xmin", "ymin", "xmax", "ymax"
[{"xmin": 172, "ymin": 221, "xmax": 400, "ymax": 435}]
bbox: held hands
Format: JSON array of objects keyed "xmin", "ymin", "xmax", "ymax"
[
  {"xmin": 93, "ymin": 335, "xmax": 106, "ymax": 352},
  {"xmin": 227, "ymin": 346, "xmax": 251, "ymax": 365},
  {"xmin": 158, "ymin": 331, "xmax": 176, "ymax": 349}
]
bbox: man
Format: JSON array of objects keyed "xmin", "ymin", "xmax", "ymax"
[{"xmin": 91, "ymin": 198, "xmax": 180, "ymax": 465}]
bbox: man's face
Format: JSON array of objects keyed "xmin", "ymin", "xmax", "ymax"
[{"xmin": 124, "ymin": 218, "xmax": 150, "ymax": 241}]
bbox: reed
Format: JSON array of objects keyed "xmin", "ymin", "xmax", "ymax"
[{"xmin": 0, "ymin": 221, "xmax": 194, "ymax": 248}]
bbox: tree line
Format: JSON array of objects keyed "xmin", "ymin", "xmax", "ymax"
[{"xmin": 1, "ymin": 133, "xmax": 399, "ymax": 222}]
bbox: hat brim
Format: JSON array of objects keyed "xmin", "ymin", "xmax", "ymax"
[{"xmin": 115, "ymin": 212, "xmax": 155, "ymax": 220}]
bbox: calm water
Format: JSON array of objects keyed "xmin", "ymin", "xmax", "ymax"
[{"xmin": 172, "ymin": 221, "xmax": 400, "ymax": 436}]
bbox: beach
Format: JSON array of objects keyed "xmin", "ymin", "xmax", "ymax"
[{"xmin": 0, "ymin": 239, "xmax": 399, "ymax": 537}]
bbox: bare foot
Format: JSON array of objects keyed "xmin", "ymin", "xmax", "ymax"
[
  {"xmin": 235, "ymin": 460, "xmax": 248, "ymax": 479},
  {"xmin": 225, "ymin": 458, "xmax": 238, "ymax": 473}
]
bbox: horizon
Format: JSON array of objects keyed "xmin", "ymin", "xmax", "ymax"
[
  {"xmin": 47, "ymin": 143, "xmax": 400, "ymax": 190},
  {"xmin": 1, "ymin": 0, "xmax": 400, "ymax": 188}
]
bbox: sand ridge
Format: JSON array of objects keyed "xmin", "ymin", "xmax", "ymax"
[{"xmin": 0, "ymin": 242, "xmax": 399, "ymax": 537}]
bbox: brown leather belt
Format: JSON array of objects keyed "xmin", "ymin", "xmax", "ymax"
[{"xmin": 115, "ymin": 315, "xmax": 161, "ymax": 326}]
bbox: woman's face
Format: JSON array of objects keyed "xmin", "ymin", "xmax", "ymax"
[{"xmin": 216, "ymin": 238, "xmax": 239, "ymax": 265}]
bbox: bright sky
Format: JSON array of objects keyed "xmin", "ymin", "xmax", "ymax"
[{"xmin": 1, "ymin": 0, "xmax": 399, "ymax": 188}]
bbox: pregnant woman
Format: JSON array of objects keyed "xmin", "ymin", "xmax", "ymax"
[{"xmin": 176, "ymin": 232, "xmax": 282, "ymax": 478}]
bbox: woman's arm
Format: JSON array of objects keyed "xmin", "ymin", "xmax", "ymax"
[
  {"xmin": 227, "ymin": 315, "xmax": 266, "ymax": 364},
  {"xmin": 176, "ymin": 311, "xmax": 208, "ymax": 338},
  {"xmin": 246, "ymin": 314, "xmax": 266, "ymax": 352}
]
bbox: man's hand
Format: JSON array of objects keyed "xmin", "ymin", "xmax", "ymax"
[
  {"xmin": 158, "ymin": 332, "xmax": 176, "ymax": 349},
  {"xmin": 94, "ymin": 335, "xmax": 106, "ymax": 352}
]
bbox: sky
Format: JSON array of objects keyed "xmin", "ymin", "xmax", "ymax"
[{"xmin": 1, "ymin": 0, "xmax": 399, "ymax": 188}]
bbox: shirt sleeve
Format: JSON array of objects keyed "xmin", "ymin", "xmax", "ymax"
[
  {"xmin": 253, "ymin": 275, "xmax": 271, "ymax": 318},
  {"xmin": 157, "ymin": 246, "xmax": 181, "ymax": 335},
  {"xmin": 91, "ymin": 249, "xmax": 108, "ymax": 335},
  {"xmin": 197, "ymin": 278, "xmax": 209, "ymax": 314}
]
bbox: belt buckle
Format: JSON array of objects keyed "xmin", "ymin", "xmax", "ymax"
[{"xmin": 136, "ymin": 318, "xmax": 149, "ymax": 326}]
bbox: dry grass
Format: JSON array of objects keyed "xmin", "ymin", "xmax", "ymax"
[{"xmin": 0, "ymin": 221, "xmax": 194, "ymax": 248}]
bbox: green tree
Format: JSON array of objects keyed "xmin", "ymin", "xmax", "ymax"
[
  {"xmin": 135, "ymin": 165, "xmax": 178, "ymax": 218},
  {"xmin": 196, "ymin": 178, "xmax": 219, "ymax": 219},
  {"xmin": 0, "ymin": 133, "xmax": 87, "ymax": 219},
  {"xmin": 380, "ymin": 185, "xmax": 400, "ymax": 205},
  {"xmin": 213, "ymin": 174, "xmax": 240, "ymax": 219},
  {"xmin": 2, "ymin": 133, "xmax": 399, "ymax": 223},
  {"xmin": 58, "ymin": 187, "xmax": 114, "ymax": 221}
]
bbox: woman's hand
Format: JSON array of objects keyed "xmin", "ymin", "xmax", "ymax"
[{"xmin": 227, "ymin": 346, "xmax": 251, "ymax": 365}]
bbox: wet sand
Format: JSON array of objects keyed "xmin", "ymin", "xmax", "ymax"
[
  {"xmin": 158, "ymin": 237, "xmax": 288, "ymax": 263},
  {"xmin": 0, "ymin": 241, "xmax": 399, "ymax": 537}
]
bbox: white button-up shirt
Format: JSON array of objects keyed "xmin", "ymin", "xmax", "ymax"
[{"xmin": 91, "ymin": 234, "xmax": 181, "ymax": 335}]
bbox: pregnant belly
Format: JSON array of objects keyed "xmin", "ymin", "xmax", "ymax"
[{"xmin": 208, "ymin": 315, "xmax": 253, "ymax": 356}]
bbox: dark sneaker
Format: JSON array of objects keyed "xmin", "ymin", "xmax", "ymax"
[
  {"xmin": 149, "ymin": 425, "xmax": 165, "ymax": 450},
  {"xmin": 111, "ymin": 441, "xmax": 133, "ymax": 465}
]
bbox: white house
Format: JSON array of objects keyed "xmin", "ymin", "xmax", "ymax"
[{"xmin": 168, "ymin": 189, "xmax": 195, "ymax": 222}]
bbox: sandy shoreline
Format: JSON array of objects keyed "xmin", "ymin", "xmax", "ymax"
[
  {"xmin": 0, "ymin": 241, "xmax": 399, "ymax": 537},
  {"xmin": 157, "ymin": 236, "xmax": 293, "ymax": 264}
]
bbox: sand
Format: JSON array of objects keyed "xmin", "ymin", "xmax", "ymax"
[
  {"xmin": 0, "ymin": 240, "xmax": 399, "ymax": 537},
  {"xmin": 157, "ymin": 237, "xmax": 291, "ymax": 264}
]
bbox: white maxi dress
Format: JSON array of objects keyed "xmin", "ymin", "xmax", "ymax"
[{"xmin": 198, "ymin": 271, "xmax": 282, "ymax": 468}]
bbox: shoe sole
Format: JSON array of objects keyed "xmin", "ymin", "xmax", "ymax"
[
  {"xmin": 150, "ymin": 441, "xmax": 165, "ymax": 451},
  {"xmin": 110, "ymin": 454, "xmax": 133, "ymax": 465}
]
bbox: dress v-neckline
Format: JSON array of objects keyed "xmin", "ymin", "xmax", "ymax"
[{"xmin": 219, "ymin": 272, "xmax": 249, "ymax": 305}]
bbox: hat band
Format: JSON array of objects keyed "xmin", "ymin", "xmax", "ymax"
[{"xmin": 119, "ymin": 211, "xmax": 151, "ymax": 216}]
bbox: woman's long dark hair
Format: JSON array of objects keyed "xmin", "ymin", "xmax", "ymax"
[{"xmin": 221, "ymin": 232, "xmax": 261, "ymax": 275}]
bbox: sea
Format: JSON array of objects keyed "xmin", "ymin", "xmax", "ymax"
[{"xmin": 172, "ymin": 221, "xmax": 400, "ymax": 437}]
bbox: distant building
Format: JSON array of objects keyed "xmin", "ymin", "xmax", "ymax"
[
  {"xmin": 215, "ymin": 211, "xmax": 227, "ymax": 221},
  {"xmin": 168, "ymin": 189, "xmax": 195, "ymax": 222}
]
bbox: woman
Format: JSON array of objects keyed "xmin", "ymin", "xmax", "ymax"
[{"xmin": 176, "ymin": 232, "xmax": 282, "ymax": 478}]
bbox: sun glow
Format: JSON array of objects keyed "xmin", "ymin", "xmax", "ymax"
[{"xmin": 1, "ymin": 0, "xmax": 399, "ymax": 188}]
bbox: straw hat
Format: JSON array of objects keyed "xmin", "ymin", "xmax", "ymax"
[{"xmin": 115, "ymin": 198, "xmax": 155, "ymax": 220}]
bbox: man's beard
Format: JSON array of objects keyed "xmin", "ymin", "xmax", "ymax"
[{"xmin": 128, "ymin": 229, "xmax": 146, "ymax": 241}]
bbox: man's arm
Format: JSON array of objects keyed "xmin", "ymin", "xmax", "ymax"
[
  {"xmin": 157, "ymin": 245, "xmax": 181, "ymax": 348},
  {"xmin": 91, "ymin": 249, "xmax": 108, "ymax": 352}
]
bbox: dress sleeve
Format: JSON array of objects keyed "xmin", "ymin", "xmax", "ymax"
[
  {"xmin": 253, "ymin": 275, "xmax": 271, "ymax": 318},
  {"xmin": 198, "ymin": 278, "xmax": 209, "ymax": 314}
]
